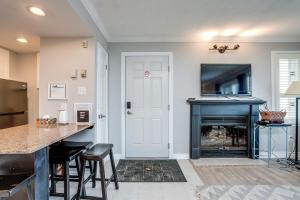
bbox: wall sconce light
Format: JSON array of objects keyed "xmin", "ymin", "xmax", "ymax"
[{"xmin": 209, "ymin": 44, "xmax": 240, "ymax": 53}]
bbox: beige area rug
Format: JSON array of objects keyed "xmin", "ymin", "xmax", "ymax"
[
  {"xmin": 191, "ymin": 159, "xmax": 300, "ymax": 200},
  {"xmin": 196, "ymin": 185, "xmax": 300, "ymax": 200}
]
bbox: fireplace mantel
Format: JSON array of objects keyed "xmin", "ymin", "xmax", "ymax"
[{"xmin": 188, "ymin": 97, "xmax": 266, "ymax": 159}]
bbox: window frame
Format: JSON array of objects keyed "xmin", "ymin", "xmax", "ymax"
[{"xmin": 271, "ymin": 51, "xmax": 300, "ymax": 121}]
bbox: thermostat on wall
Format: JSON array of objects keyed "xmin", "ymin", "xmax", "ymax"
[{"xmin": 74, "ymin": 103, "xmax": 93, "ymax": 125}]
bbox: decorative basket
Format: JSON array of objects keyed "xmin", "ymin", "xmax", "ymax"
[
  {"xmin": 259, "ymin": 104, "xmax": 286, "ymax": 123},
  {"xmin": 259, "ymin": 110, "xmax": 286, "ymax": 123}
]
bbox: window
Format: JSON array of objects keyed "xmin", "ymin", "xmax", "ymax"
[{"xmin": 273, "ymin": 52, "xmax": 300, "ymax": 123}]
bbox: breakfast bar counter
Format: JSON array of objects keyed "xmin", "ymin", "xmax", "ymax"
[
  {"xmin": 0, "ymin": 124, "xmax": 93, "ymax": 154},
  {"xmin": 0, "ymin": 124, "xmax": 93, "ymax": 200}
]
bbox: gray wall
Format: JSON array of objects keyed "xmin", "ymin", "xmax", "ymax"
[
  {"xmin": 68, "ymin": 0, "xmax": 108, "ymax": 50},
  {"xmin": 108, "ymin": 42, "xmax": 300, "ymax": 155},
  {"xmin": 39, "ymin": 37, "xmax": 97, "ymax": 141}
]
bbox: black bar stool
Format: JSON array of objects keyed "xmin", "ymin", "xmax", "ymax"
[
  {"xmin": 49, "ymin": 142, "xmax": 95, "ymax": 200},
  {"xmin": 55, "ymin": 141, "xmax": 94, "ymax": 172},
  {"xmin": 0, "ymin": 171, "xmax": 35, "ymax": 200},
  {"xmin": 76, "ymin": 144, "xmax": 119, "ymax": 200}
]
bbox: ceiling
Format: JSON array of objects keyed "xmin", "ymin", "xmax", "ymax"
[
  {"xmin": 83, "ymin": 0, "xmax": 300, "ymax": 42},
  {"xmin": 0, "ymin": 0, "xmax": 92, "ymax": 53}
]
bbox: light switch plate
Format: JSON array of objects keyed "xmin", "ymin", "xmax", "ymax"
[{"xmin": 78, "ymin": 86, "xmax": 87, "ymax": 95}]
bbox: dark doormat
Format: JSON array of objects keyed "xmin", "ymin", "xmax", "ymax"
[{"xmin": 116, "ymin": 159, "xmax": 187, "ymax": 182}]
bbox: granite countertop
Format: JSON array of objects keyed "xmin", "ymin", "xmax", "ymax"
[{"xmin": 0, "ymin": 124, "xmax": 93, "ymax": 154}]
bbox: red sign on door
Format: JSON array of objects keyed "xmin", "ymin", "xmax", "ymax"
[{"xmin": 144, "ymin": 70, "xmax": 151, "ymax": 78}]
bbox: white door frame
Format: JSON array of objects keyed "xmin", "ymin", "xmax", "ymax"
[
  {"xmin": 95, "ymin": 42, "xmax": 109, "ymax": 143},
  {"xmin": 121, "ymin": 52, "xmax": 174, "ymax": 158}
]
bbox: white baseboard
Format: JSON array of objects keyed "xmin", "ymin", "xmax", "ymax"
[
  {"xmin": 259, "ymin": 151, "xmax": 289, "ymax": 159},
  {"xmin": 111, "ymin": 152, "xmax": 291, "ymax": 160},
  {"xmin": 103, "ymin": 153, "xmax": 122, "ymax": 162},
  {"xmin": 114, "ymin": 153, "xmax": 122, "ymax": 160},
  {"xmin": 172, "ymin": 153, "xmax": 189, "ymax": 159},
  {"xmin": 110, "ymin": 153, "xmax": 189, "ymax": 160}
]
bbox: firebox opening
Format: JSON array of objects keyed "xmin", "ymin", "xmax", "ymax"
[{"xmin": 200, "ymin": 116, "xmax": 248, "ymax": 157}]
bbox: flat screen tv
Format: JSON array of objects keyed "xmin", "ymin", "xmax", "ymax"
[{"xmin": 201, "ymin": 64, "xmax": 252, "ymax": 96}]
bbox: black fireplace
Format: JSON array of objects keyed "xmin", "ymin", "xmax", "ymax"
[
  {"xmin": 201, "ymin": 116, "xmax": 248, "ymax": 157},
  {"xmin": 188, "ymin": 98, "xmax": 265, "ymax": 159}
]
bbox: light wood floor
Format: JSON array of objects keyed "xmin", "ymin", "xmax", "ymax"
[{"xmin": 194, "ymin": 165, "xmax": 300, "ymax": 185}]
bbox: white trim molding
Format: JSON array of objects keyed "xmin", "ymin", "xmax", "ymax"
[
  {"xmin": 81, "ymin": 0, "xmax": 111, "ymax": 40},
  {"xmin": 121, "ymin": 52, "xmax": 174, "ymax": 159},
  {"xmin": 172, "ymin": 154, "xmax": 189, "ymax": 160},
  {"xmin": 271, "ymin": 51, "xmax": 300, "ymax": 110},
  {"xmin": 95, "ymin": 42, "xmax": 109, "ymax": 144}
]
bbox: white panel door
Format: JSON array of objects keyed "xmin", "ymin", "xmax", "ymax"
[{"xmin": 125, "ymin": 56, "xmax": 169, "ymax": 157}]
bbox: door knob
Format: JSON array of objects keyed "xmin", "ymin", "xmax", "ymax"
[
  {"xmin": 127, "ymin": 111, "xmax": 133, "ymax": 115},
  {"xmin": 98, "ymin": 114, "xmax": 106, "ymax": 119}
]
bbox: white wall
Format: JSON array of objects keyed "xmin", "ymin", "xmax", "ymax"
[
  {"xmin": 0, "ymin": 48, "xmax": 9, "ymax": 79},
  {"xmin": 108, "ymin": 42, "xmax": 300, "ymax": 155},
  {"xmin": 10, "ymin": 53, "xmax": 39, "ymax": 123},
  {"xmin": 39, "ymin": 37, "xmax": 97, "ymax": 141}
]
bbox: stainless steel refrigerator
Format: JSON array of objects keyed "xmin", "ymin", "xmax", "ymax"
[{"xmin": 0, "ymin": 78, "xmax": 28, "ymax": 129}]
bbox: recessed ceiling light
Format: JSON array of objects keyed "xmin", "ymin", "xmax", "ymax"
[
  {"xmin": 29, "ymin": 6, "xmax": 46, "ymax": 16},
  {"xmin": 201, "ymin": 31, "xmax": 219, "ymax": 40},
  {"xmin": 16, "ymin": 38, "xmax": 28, "ymax": 43},
  {"xmin": 221, "ymin": 28, "xmax": 240, "ymax": 37}
]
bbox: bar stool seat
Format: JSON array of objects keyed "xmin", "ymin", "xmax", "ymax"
[
  {"xmin": 56, "ymin": 141, "xmax": 93, "ymax": 150},
  {"xmin": 82, "ymin": 144, "xmax": 113, "ymax": 160},
  {"xmin": 49, "ymin": 147, "xmax": 83, "ymax": 163},
  {"xmin": 76, "ymin": 143, "xmax": 119, "ymax": 200},
  {"xmin": 0, "ymin": 171, "xmax": 35, "ymax": 199},
  {"xmin": 58, "ymin": 141, "xmax": 94, "ymax": 171}
]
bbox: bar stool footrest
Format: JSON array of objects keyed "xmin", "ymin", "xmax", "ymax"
[
  {"xmin": 77, "ymin": 195, "xmax": 104, "ymax": 200},
  {"xmin": 95, "ymin": 174, "xmax": 118, "ymax": 188},
  {"xmin": 50, "ymin": 192, "xmax": 77, "ymax": 200}
]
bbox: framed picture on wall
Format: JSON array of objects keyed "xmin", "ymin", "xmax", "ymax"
[
  {"xmin": 48, "ymin": 82, "xmax": 67, "ymax": 100},
  {"xmin": 74, "ymin": 103, "xmax": 93, "ymax": 125}
]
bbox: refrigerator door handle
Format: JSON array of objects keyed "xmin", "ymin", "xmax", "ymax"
[{"xmin": 0, "ymin": 111, "xmax": 26, "ymax": 116}]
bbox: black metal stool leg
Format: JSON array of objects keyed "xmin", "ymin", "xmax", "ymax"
[
  {"xmin": 109, "ymin": 149, "xmax": 119, "ymax": 189},
  {"xmin": 49, "ymin": 163, "xmax": 56, "ymax": 193},
  {"xmin": 88, "ymin": 160, "xmax": 93, "ymax": 175},
  {"xmin": 76, "ymin": 156, "xmax": 87, "ymax": 196},
  {"xmin": 76, "ymin": 158, "xmax": 86, "ymax": 200},
  {"xmin": 99, "ymin": 159, "xmax": 108, "ymax": 200},
  {"xmin": 63, "ymin": 162, "xmax": 70, "ymax": 200},
  {"xmin": 92, "ymin": 161, "xmax": 97, "ymax": 188},
  {"xmin": 75, "ymin": 157, "xmax": 81, "ymax": 175}
]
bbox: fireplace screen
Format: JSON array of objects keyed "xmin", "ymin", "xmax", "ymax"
[{"xmin": 201, "ymin": 116, "xmax": 248, "ymax": 156}]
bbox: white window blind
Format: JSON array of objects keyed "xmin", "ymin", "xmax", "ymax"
[{"xmin": 278, "ymin": 57, "xmax": 300, "ymax": 122}]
